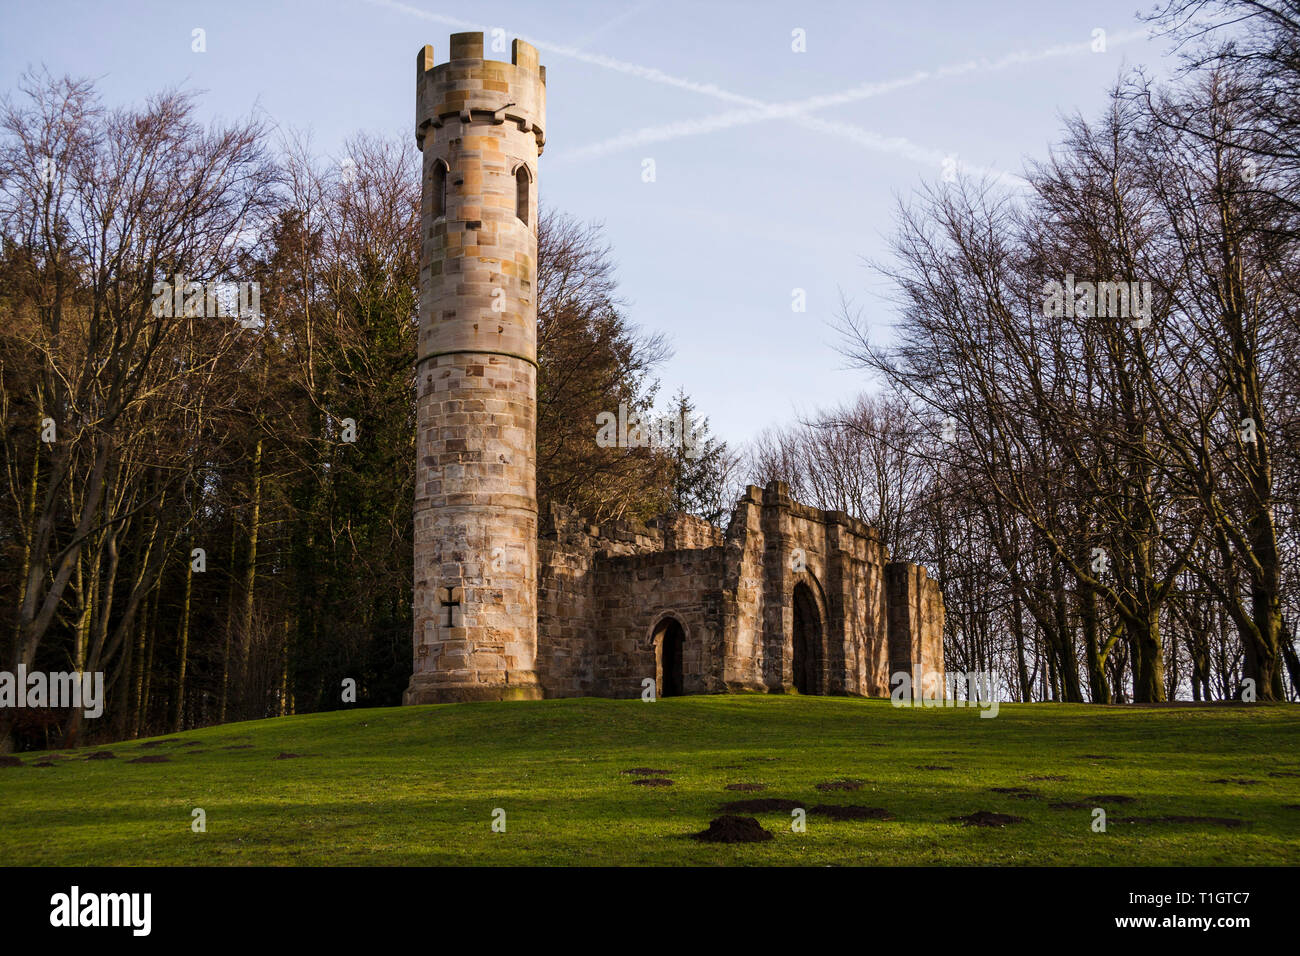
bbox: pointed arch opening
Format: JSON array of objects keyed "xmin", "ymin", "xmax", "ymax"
[
  {"xmin": 792, "ymin": 580, "xmax": 823, "ymax": 694},
  {"xmin": 652, "ymin": 615, "xmax": 685, "ymax": 698}
]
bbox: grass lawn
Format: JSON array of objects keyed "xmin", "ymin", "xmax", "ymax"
[{"xmin": 1, "ymin": 695, "xmax": 1297, "ymax": 865}]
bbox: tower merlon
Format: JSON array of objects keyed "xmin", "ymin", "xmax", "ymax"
[
  {"xmin": 511, "ymin": 38, "xmax": 538, "ymax": 71},
  {"xmin": 416, "ymin": 43, "xmax": 435, "ymax": 78},
  {"xmin": 450, "ymin": 31, "xmax": 484, "ymax": 61}
]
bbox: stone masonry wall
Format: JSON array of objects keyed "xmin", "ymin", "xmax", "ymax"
[
  {"xmin": 587, "ymin": 547, "xmax": 728, "ymax": 698},
  {"xmin": 532, "ymin": 481, "xmax": 931, "ymax": 701},
  {"xmin": 409, "ymin": 355, "xmax": 539, "ymax": 703},
  {"xmin": 736, "ymin": 482, "xmax": 891, "ymax": 697},
  {"xmin": 407, "ymin": 34, "xmax": 548, "ymax": 704},
  {"xmin": 885, "ymin": 563, "xmax": 946, "ymax": 694},
  {"xmin": 535, "ymin": 505, "xmax": 728, "ymax": 697}
]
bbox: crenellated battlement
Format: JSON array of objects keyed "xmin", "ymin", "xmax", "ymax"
[{"xmin": 415, "ymin": 33, "xmax": 546, "ymax": 152}]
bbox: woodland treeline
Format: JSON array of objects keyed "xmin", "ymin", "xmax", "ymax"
[
  {"xmin": 754, "ymin": 1, "xmax": 1300, "ymax": 704},
  {"xmin": 1, "ymin": 2, "xmax": 1297, "ymax": 751},
  {"xmin": 0, "ymin": 77, "xmax": 731, "ymax": 750}
]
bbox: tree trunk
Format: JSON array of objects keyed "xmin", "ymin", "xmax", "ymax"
[
  {"xmin": 138, "ymin": 588, "xmax": 158, "ymax": 737},
  {"xmin": 1011, "ymin": 594, "xmax": 1032, "ymax": 702},
  {"xmin": 1051, "ymin": 562, "xmax": 1083, "ymax": 702},
  {"xmin": 240, "ymin": 436, "xmax": 264, "ymax": 694},
  {"xmin": 175, "ymin": 544, "xmax": 194, "ymax": 732},
  {"xmin": 1129, "ymin": 609, "xmax": 1166, "ymax": 703},
  {"xmin": 1079, "ymin": 578, "xmax": 1111, "ymax": 704},
  {"xmin": 219, "ymin": 521, "xmax": 239, "ymax": 723}
]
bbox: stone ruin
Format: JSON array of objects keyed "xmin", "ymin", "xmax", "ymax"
[{"xmin": 404, "ymin": 32, "xmax": 943, "ymax": 704}]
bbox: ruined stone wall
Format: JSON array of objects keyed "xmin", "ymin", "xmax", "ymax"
[
  {"xmin": 535, "ymin": 504, "xmax": 659, "ymax": 697},
  {"xmin": 533, "ymin": 482, "xmax": 939, "ymax": 701},
  {"xmin": 885, "ymin": 563, "xmax": 945, "ymax": 694},
  {"xmin": 587, "ymin": 547, "xmax": 728, "ymax": 698},
  {"xmin": 719, "ymin": 487, "xmax": 768, "ymax": 692},
  {"xmin": 535, "ymin": 507, "xmax": 726, "ymax": 697},
  {"xmin": 539, "ymin": 480, "xmax": 905, "ymax": 700},
  {"xmin": 721, "ymin": 482, "xmax": 892, "ymax": 697},
  {"xmin": 919, "ymin": 570, "xmax": 945, "ymax": 690}
]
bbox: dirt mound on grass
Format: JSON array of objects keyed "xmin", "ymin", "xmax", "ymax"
[
  {"xmin": 810, "ymin": 805, "xmax": 894, "ymax": 821},
  {"xmin": 221, "ymin": 744, "xmax": 253, "ymax": 750},
  {"xmin": 127, "ymin": 755, "xmax": 170, "ymax": 764},
  {"xmin": 631, "ymin": 777, "xmax": 674, "ymax": 787},
  {"xmin": 0, "ymin": 755, "xmax": 23, "ymax": 767},
  {"xmin": 274, "ymin": 752, "xmax": 303, "ymax": 759},
  {"xmin": 951, "ymin": 811, "xmax": 1024, "ymax": 827},
  {"xmin": 1209, "ymin": 777, "xmax": 1260, "ymax": 785},
  {"xmin": 33, "ymin": 760, "xmax": 56, "ymax": 767},
  {"xmin": 719, "ymin": 797, "xmax": 803, "ymax": 813},
  {"xmin": 815, "ymin": 779, "xmax": 865, "ymax": 791},
  {"xmin": 139, "ymin": 739, "xmax": 178, "ymax": 748},
  {"xmin": 725, "ymin": 783, "xmax": 766, "ymax": 792},
  {"xmin": 85, "ymin": 751, "xmax": 116, "ymax": 760},
  {"xmin": 691, "ymin": 815, "xmax": 773, "ymax": 843}
]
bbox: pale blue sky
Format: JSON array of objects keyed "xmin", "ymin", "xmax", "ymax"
[{"xmin": 0, "ymin": 0, "xmax": 1180, "ymax": 447}]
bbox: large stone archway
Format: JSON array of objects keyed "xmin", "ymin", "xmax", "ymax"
[{"xmin": 792, "ymin": 580, "xmax": 824, "ymax": 694}]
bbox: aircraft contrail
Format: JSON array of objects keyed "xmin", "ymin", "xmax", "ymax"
[
  {"xmin": 559, "ymin": 28, "xmax": 1154, "ymax": 162},
  {"xmin": 367, "ymin": 0, "xmax": 1148, "ymax": 186}
]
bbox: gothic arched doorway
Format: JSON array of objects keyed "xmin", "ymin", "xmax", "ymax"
[
  {"xmin": 792, "ymin": 581, "xmax": 823, "ymax": 694},
  {"xmin": 653, "ymin": 616, "xmax": 685, "ymax": 698}
]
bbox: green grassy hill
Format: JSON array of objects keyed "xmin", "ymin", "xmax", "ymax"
[{"xmin": 1, "ymin": 696, "xmax": 1297, "ymax": 865}]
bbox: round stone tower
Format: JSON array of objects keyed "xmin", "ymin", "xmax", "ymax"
[{"xmin": 405, "ymin": 33, "xmax": 546, "ymax": 703}]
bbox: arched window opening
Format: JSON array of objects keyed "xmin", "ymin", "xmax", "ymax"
[
  {"xmin": 515, "ymin": 165, "xmax": 530, "ymax": 224},
  {"xmin": 431, "ymin": 160, "xmax": 448, "ymax": 219}
]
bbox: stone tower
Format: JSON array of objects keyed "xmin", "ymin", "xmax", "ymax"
[{"xmin": 405, "ymin": 33, "xmax": 546, "ymax": 703}]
